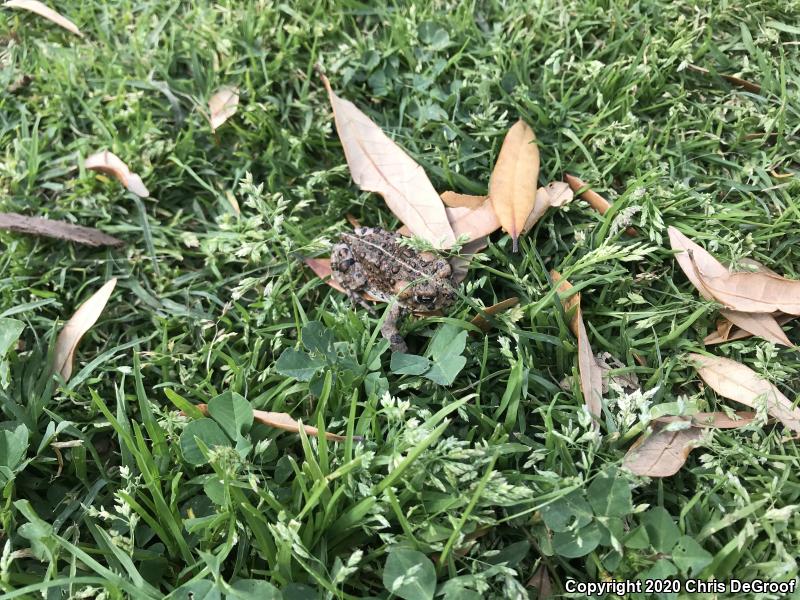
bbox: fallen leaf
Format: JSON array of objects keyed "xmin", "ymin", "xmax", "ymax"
[
  {"xmin": 450, "ymin": 237, "xmax": 489, "ymax": 284},
  {"xmin": 669, "ymin": 227, "xmax": 791, "ymax": 346},
  {"xmin": 625, "ymin": 410, "xmax": 756, "ymax": 477},
  {"xmin": 595, "ymin": 351, "xmax": 639, "ymax": 393},
  {"xmin": 195, "ymin": 404, "xmax": 350, "ymax": 442},
  {"xmin": 623, "ymin": 425, "xmax": 704, "ymax": 477},
  {"xmin": 345, "ymin": 214, "xmax": 361, "ymax": 228},
  {"xmin": 527, "ymin": 565, "xmax": 553, "ymax": 598},
  {"xmin": 208, "ymin": 86, "xmax": 239, "ymax": 132},
  {"xmin": 320, "ymin": 72, "xmax": 455, "ymax": 248},
  {"xmin": 690, "ymin": 353, "xmax": 800, "ymax": 433},
  {"xmin": 440, "ymin": 191, "xmax": 487, "ymax": 209},
  {"xmin": 446, "ymin": 199, "xmax": 501, "ymax": 242},
  {"xmin": 565, "ymin": 174, "xmax": 637, "ymax": 236},
  {"xmin": 489, "ymin": 119, "xmax": 539, "ymax": 251},
  {"xmin": 85, "ymin": 151, "xmax": 149, "ymax": 198},
  {"xmin": 469, "ymin": 297, "xmax": 520, "ymax": 333},
  {"xmin": 551, "ymin": 271, "xmax": 603, "ymax": 423},
  {"xmin": 522, "ymin": 183, "xmax": 575, "ymax": 233},
  {"xmin": 53, "ymin": 279, "xmax": 117, "ymax": 381},
  {"xmin": 0, "ymin": 213, "xmax": 124, "ymax": 247},
  {"xmin": 4, "ymin": 0, "xmax": 82, "ymax": 37},
  {"xmin": 696, "ymin": 269, "xmax": 800, "ymax": 315},
  {"xmin": 686, "ymin": 64, "xmax": 761, "ymax": 93},
  {"xmin": 704, "ymin": 314, "xmax": 795, "ymax": 345}
]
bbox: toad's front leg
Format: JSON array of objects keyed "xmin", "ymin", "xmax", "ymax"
[{"xmin": 381, "ymin": 303, "xmax": 408, "ymax": 353}]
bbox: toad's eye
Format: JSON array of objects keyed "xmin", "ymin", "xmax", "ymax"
[{"xmin": 414, "ymin": 294, "xmax": 436, "ymax": 305}]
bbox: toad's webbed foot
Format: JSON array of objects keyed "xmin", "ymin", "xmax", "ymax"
[
  {"xmin": 347, "ymin": 290, "xmax": 376, "ymax": 315},
  {"xmin": 381, "ymin": 303, "xmax": 408, "ymax": 353}
]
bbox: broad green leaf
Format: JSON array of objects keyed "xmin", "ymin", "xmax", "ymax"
[
  {"xmin": 427, "ymin": 324, "xmax": 467, "ymax": 360},
  {"xmin": 383, "ymin": 548, "xmax": 437, "ymax": 600},
  {"xmin": 0, "ymin": 423, "xmax": 28, "ymax": 471},
  {"xmin": 552, "ymin": 522, "xmax": 602, "ymax": 558},
  {"xmin": 624, "ymin": 525, "xmax": 650, "ymax": 550},
  {"xmin": 226, "ymin": 579, "xmax": 282, "ymax": 599},
  {"xmin": 0, "ymin": 318, "xmax": 24, "ymax": 388},
  {"xmin": 425, "ymin": 355, "xmax": 467, "ymax": 386},
  {"xmin": 641, "ymin": 507, "xmax": 681, "ymax": 553},
  {"xmin": 540, "ymin": 492, "xmax": 593, "ymax": 532},
  {"xmin": 390, "ymin": 352, "xmax": 431, "ymax": 375},
  {"xmin": 275, "ymin": 348, "xmax": 324, "ymax": 381},
  {"xmin": 208, "ymin": 391, "xmax": 254, "ymax": 440},
  {"xmin": 301, "ymin": 321, "xmax": 335, "ymax": 359},
  {"xmin": 672, "ymin": 536, "xmax": 712, "ymax": 576},
  {"xmin": 168, "ymin": 579, "xmax": 221, "ymax": 600},
  {"xmin": 180, "ymin": 419, "xmax": 231, "ymax": 466},
  {"xmin": 14, "ymin": 500, "xmax": 56, "ymax": 561},
  {"xmin": 587, "ymin": 467, "xmax": 632, "ymax": 518},
  {"xmin": 484, "ymin": 540, "xmax": 529, "ymax": 567},
  {"xmin": 638, "ymin": 558, "xmax": 678, "ymax": 581}
]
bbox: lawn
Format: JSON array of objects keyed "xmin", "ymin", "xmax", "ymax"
[{"xmin": 2, "ymin": 0, "xmax": 800, "ymax": 598}]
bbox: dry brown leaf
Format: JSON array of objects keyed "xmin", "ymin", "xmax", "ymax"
[
  {"xmin": 686, "ymin": 64, "xmax": 761, "ymax": 93},
  {"xmin": 209, "ymin": 86, "xmax": 239, "ymax": 132},
  {"xmin": 446, "ymin": 199, "xmax": 501, "ymax": 242},
  {"xmin": 696, "ymin": 269, "xmax": 800, "ymax": 315},
  {"xmin": 669, "ymin": 227, "xmax": 791, "ymax": 346},
  {"xmin": 85, "ymin": 151, "xmax": 149, "ymax": 198},
  {"xmin": 705, "ymin": 314, "xmax": 795, "ymax": 345},
  {"xmin": 4, "ymin": 0, "xmax": 82, "ymax": 36},
  {"xmin": 565, "ymin": 174, "xmax": 637, "ymax": 236},
  {"xmin": 686, "ymin": 411, "xmax": 756, "ymax": 428},
  {"xmin": 450, "ymin": 237, "xmax": 489, "ymax": 284},
  {"xmin": 690, "ymin": 353, "xmax": 800, "ymax": 433},
  {"xmin": 195, "ymin": 404, "xmax": 350, "ymax": 442},
  {"xmin": 489, "ymin": 119, "xmax": 539, "ymax": 251},
  {"xmin": 522, "ymin": 183, "xmax": 575, "ymax": 233},
  {"xmin": 53, "ymin": 278, "xmax": 117, "ymax": 381},
  {"xmin": 0, "ymin": 213, "xmax": 123, "ymax": 247},
  {"xmin": 625, "ymin": 410, "xmax": 756, "ymax": 477},
  {"xmin": 551, "ymin": 271, "xmax": 603, "ymax": 422},
  {"xmin": 623, "ymin": 425, "xmax": 704, "ymax": 477},
  {"xmin": 320, "ymin": 73, "xmax": 455, "ymax": 248},
  {"xmin": 527, "ymin": 565, "xmax": 553, "ymax": 598},
  {"xmin": 440, "ymin": 191, "xmax": 487, "ymax": 209},
  {"xmin": 469, "ymin": 297, "xmax": 520, "ymax": 333}
]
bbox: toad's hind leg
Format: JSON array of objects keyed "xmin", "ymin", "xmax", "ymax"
[{"xmin": 381, "ymin": 303, "xmax": 408, "ymax": 353}]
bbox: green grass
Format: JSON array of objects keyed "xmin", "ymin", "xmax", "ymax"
[{"xmin": 2, "ymin": 0, "xmax": 800, "ymax": 598}]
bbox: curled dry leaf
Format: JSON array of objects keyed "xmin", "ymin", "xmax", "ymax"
[
  {"xmin": 4, "ymin": 0, "xmax": 82, "ymax": 37},
  {"xmin": 489, "ymin": 119, "xmax": 539, "ymax": 251},
  {"xmin": 450, "ymin": 237, "xmax": 489, "ymax": 285},
  {"xmin": 53, "ymin": 279, "xmax": 117, "ymax": 382},
  {"xmin": 668, "ymin": 227, "xmax": 792, "ymax": 346},
  {"xmin": 625, "ymin": 410, "xmax": 755, "ymax": 477},
  {"xmin": 522, "ymin": 182, "xmax": 575, "ymax": 233},
  {"xmin": 320, "ymin": 72, "xmax": 455, "ymax": 248},
  {"xmin": 469, "ymin": 297, "xmax": 520, "ymax": 333},
  {"xmin": 551, "ymin": 271, "xmax": 603, "ymax": 423},
  {"xmin": 565, "ymin": 174, "xmax": 637, "ymax": 236},
  {"xmin": 440, "ymin": 191, "xmax": 487, "ymax": 209},
  {"xmin": 0, "ymin": 213, "xmax": 123, "ymax": 247},
  {"xmin": 85, "ymin": 151, "xmax": 149, "ymax": 198},
  {"xmin": 208, "ymin": 86, "xmax": 239, "ymax": 132},
  {"xmin": 690, "ymin": 353, "xmax": 800, "ymax": 433},
  {"xmin": 195, "ymin": 404, "xmax": 350, "ymax": 442}
]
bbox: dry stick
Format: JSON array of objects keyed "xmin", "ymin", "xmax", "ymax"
[
  {"xmin": 685, "ymin": 64, "xmax": 761, "ymax": 94},
  {"xmin": 564, "ymin": 175, "xmax": 638, "ymax": 237},
  {"xmin": 0, "ymin": 213, "xmax": 124, "ymax": 247}
]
